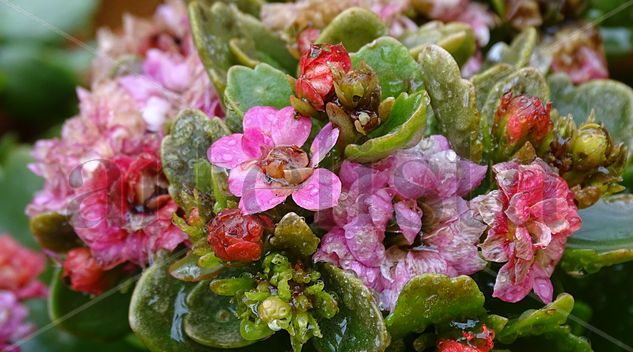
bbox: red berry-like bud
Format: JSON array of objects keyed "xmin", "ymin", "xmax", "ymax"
[
  {"xmin": 295, "ymin": 44, "xmax": 352, "ymax": 111},
  {"xmin": 207, "ymin": 208, "xmax": 272, "ymax": 262}
]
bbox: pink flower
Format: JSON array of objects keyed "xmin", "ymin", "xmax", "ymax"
[
  {"xmin": 0, "ymin": 236, "xmax": 47, "ymax": 300},
  {"xmin": 315, "ymin": 136, "xmax": 487, "ymax": 310},
  {"xmin": 0, "ymin": 291, "xmax": 34, "ymax": 352},
  {"xmin": 71, "ymin": 152, "xmax": 187, "ymax": 268},
  {"xmin": 472, "ymin": 159, "xmax": 582, "ymax": 303},
  {"xmin": 209, "ymin": 106, "xmax": 342, "ymax": 214},
  {"xmin": 62, "ymin": 248, "xmax": 119, "ymax": 296}
]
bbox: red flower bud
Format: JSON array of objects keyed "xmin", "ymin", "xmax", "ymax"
[
  {"xmin": 295, "ymin": 44, "xmax": 352, "ymax": 111},
  {"xmin": 207, "ymin": 208, "xmax": 272, "ymax": 262},
  {"xmin": 63, "ymin": 248, "xmax": 116, "ymax": 296},
  {"xmin": 437, "ymin": 324, "xmax": 494, "ymax": 352}
]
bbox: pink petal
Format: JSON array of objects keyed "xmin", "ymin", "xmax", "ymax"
[
  {"xmin": 228, "ymin": 161, "xmax": 259, "ymax": 197},
  {"xmin": 238, "ymin": 174, "xmax": 290, "ymax": 214},
  {"xmin": 531, "ymin": 265, "xmax": 554, "ymax": 303},
  {"xmin": 272, "ymin": 107, "xmax": 312, "ymax": 147},
  {"xmin": 310, "ymin": 122, "xmax": 339, "ymax": 167},
  {"xmin": 292, "ymin": 168, "xmax": 342, "ymax": 211},
  {"xmin": 492, "ymin": 259, "xmax": 532, "ymax": 303},
  {"xmin": 242, "ymin": 128, "xmax": 273, "ymax": 159},
  {"xmin": 243, "ymin": 106, "xmax": 278, "ymax": 137},
  {"xmin": 208, "ymin": 134, "xmax": 252, "ymax": 169},
  {"xmin": 480, "ymin": 231, "xmax": 509, "ymax": 263},
  {"xmin": 514, "ymin": 226, "xmax": 534, "ymax": 261},
  {"xmin": 394, "ymin": 201, "xmax": 422, "ymax": 244}
]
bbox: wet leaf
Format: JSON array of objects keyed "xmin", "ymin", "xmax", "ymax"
[
  {"xmin": 548, "ymin": 73, "xmax": 633, "ymax": 149},
  {"xmin": 49, "ymin": 268, "xmax": 132, "ymax": 340},
  {"xmin": 419, "ymin": 45, "xmax": 482, "ymax": 161},
  {"xmin": 224, "ymin": 63, "xmax": 293, "ymax": 132},
  {"xmin": 169, "ymin": 253, "xmax": 225, "ymax": 282},
  {"xmin": 485, "ymin": 27, "xmax": 537, "ymax": 69},
  {"xmin": 184, "ymin": 281, "xmax": 254, "ymax": 348},
  {"xmin": 316, "ymin": 8, "xmax": 388, "ymax": 52},
  {"xmin": 401, "ymin": 21, "xmax": 477, "ymax": 66},
  {"xmin": 344, "ymin": 90, "xmax": 428, "ymax": 163},
  {"xmin": 161, "ymin": 109, "xmax": 230, "ymax": 211},
  {"xmin": 29, "ymin": 212, "xmax": 81, "ymax": 253},
  {"xmin": 561, "ymin": 248, "xmax": 633, "ymax": 277},
  {"xmin": 496, "ymin": 294, "xmax": 574, "ymax": 344},
  {"xmin": 351, "ymin": 37, "xmax": 425, "ymax": 99},
  {"xmin": 313, "ymin": 264, "xmax": 389, "ymax": 352},
  {"xmin": 385, "ymin": 274, "xmax": 486, "ymax": 340},
  {"xmin": 471, "ymin": 63, "xmax": 515, "ymax": 113},
  {"xmin": 188, "ymin": 1, "xmax": 296, "ymax": 95},
  {"xmin": 269, "ymin": 212, "xmax": 320, "ymax": 258},
  {"xmin": 503, "ymin": 325, "xmax": 592, "ymax": 352}
]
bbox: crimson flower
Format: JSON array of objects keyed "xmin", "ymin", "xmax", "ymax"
[
  {"xmin": 0, "ymin": 235, "xmax": 47, "ymax": 300},
  {"xmin": 437, "ymin": 324, "xmax": 494, "ymax": 352},
  {"xmin": 63, "ymin": 248, "xmax": 116, "ymax": 296},
  {"xmin": 296, "ymin": 43, "xmax": 351, "ymax": 111},
  {"xmin": 207, "ymin": 208, "xmax": 272, "ymax": 262}
]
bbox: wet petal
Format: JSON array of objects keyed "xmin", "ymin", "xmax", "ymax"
[
  {"xmin": 272, "ymin": 107, "xmax": 312, "ymax": 147},
  {"xmin": 228, "ymin": 161, "xmax": 259, "ymax": 197},
  {"xmin": 243, "ymin": 106, "xmax": 278, "ymax": 137},
  {"xmin": 394, "ymin": 201, "xmax": 422, "ymax": 244},
  {"xmin": 292, "ymin": 168, "xmax": 342, "ymax": 211},
  {"xmin": 208, "ymin": 134, "xmax": 251, "ymax": 169},
  {"xmin": 239, "ymin": 176, "xmax": 289, "ymax": 214},
  {"xmin": 310, "ymin": 122, "xmax": 339, "ymax": 167}
]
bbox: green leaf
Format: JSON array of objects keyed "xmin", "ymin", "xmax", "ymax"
[
  {"xmin": 351, "ymin": 37, "xmax": 425, "ymax": 99},
  {"xmin": 184, "ymin": 281, "xmax": 254, "ymax": 348},
  {"xmin": 385, "ymin": 274, "xmax": 486, "ymax": 340},
  {"xmin": 419, "ymin": 45, "xmax": 482, "ymax": 161},
  {"xmin": 224, "ymin": 63, "xmax": 293, "ymax": 132},
  {"xmin": 496, "ymin": 294, "xmax": 575, "ymax": 344},
  {"xmin": 269, "ymin": 212, "xmax": 320, "ymax": 258},
  {"xmin": 313, "ymin": 264, "xmax": 389, "ymax": 352},
  {"xmin": 471, "ymin": 63, "xmax": 515, "ymax": 113},
  {"xmin": 503, "ymin": 326, "xmax": 592, "ymax": 352},
  {"xmin": 548, "ymin": 73, "xmax": 633, "ymax": 149},
  {"xmin": 169, "ymin": 253, "xmax": 225, "ymax": 282},
  {"xmin": 29, "ymin": 212, "xmax": 81, "ymax": 253},
  {"xmin": 161, "ymin": 109, "xmax": 230, "ymax": 210},
  {"xmin": 344, "ymin": 91, "xmax": 428, "ymax": 163},
  {"xmin": 188, "ymin": 1, "xmax": 296, "ymax": 95},
  {"xmin": 479, "ymin": 67, "xmax": 550, "ymax": 155},
  {"xmin": 316, "ymin": 8, "xmax": 388, "ymax": 52},
  {"xmin": 49, "ymin": 269, "xmax": 132, "ymax": 340},
  {"xmin": 401, "ymin": 21, "xmax": 477, "ymax": 67},
  {"xmin": 561, "ymin": 248, "xmax": 633, "ymax": 277},
  {"xmin": 485, "ymin": 27, "xmax": 537, "ymax": 69}
]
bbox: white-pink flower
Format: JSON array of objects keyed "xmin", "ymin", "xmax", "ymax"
[{"xmin": 209, "ymin": 106, "xmax": 341, "ymax": 214}]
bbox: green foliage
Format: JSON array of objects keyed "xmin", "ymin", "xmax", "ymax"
[
  {"xmin": 316, "ymin": 8, "xmax": 388, "ymax": 52},
  {"xmin": 269, "ymin": 212, "xmax": 320, "ymax": 258},
  {"xmin": 344, "ymin": 91, "xmax": 428, "ymax": 163},
  {"xmin": 484, "ymin": 28, "xmax": 537, "ymax": 69},
  {"xmin": 401, "ymin": 21, "xmax": 476, "ymax": 66},
  {"xmin": 29, "ymin": 212, "xmax": 81, "ymax": 253},
  {"xmin": 385, "ymin": 274, "xmax": 486, "ymax": 340},
  {"xmin": 313, "ymin": 264, "xmax": 389, "ymax": 352},
  {"xmin": 224, "ymin": 63, "xmax": 293, "ymax": 132},
  {"xmin": 419, "ymin": 45, "xmax": 482, "ymax": 162}
]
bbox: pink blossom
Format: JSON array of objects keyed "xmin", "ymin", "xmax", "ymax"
[
  {"xmin": 315, "ymin": 136, "xmax": 487, "ymax": 310},
  {"xmin": 0, "ymin": 236, "xmax": 47, "ymax": 300},
  {"xmin": 71, "ymin": 152, "xmax": 186, "ymax": 268},
  {"xmin": 209, "ymin": 106, "xmax": 342, "ymax": 214},
  {"xmin": 0, "ymin": 291, "xmax": 34, "ymax": 352},
  {"xmin": 472, "ymin": 159, "xmax": 581, "ymax": 303}
]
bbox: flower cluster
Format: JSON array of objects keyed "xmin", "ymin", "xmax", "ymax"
[
  {"xmin": 315, "ymin": 135, "xmax": 488, "ymax": 310},
  {"xmin": 0, "ymin": 235, "xmax": 47, "ymax": 351}
]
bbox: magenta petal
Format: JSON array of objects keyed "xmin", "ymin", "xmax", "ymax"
[
  {"xmin": 310, "ymin": 122, "xmax": 339, "ymax": 167},
  {"xmin": 272, "ymin": 107, "xmax": 312, "ymax": 147},
  {"xmin": 492, "ymin": 259, "xmax": 532, "ymax": 303},
  {"xmin": 238, "ymin": 175, "xmax": 289, "ymax": 214},
  {"xmin": 208, "ymin": 134, "xmax": 251, "ymax": 169},
  {"xmin": 394, "ymin": 201, "xmax": 422, "ymax": 244},
  {"xmin": 228, "ymin": 161, "xmax": 259, "ymax": 197},
  {"xmin": 531, "ymin": 265, "xmax": 554, "ymax": 303},
  {"xmin": 292, "ymin": 168, "xmax": 342, "ymax": 211},
  {"xmin": 243, "ymin": 106, "xmax": 278, "ymax": 137},
  {"xmin": 242, "ymin": 128, "xmax": 273, "ymax": 159}
]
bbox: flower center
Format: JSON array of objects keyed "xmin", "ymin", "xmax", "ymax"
[
  {"xmin": 259, "ymin": 146, "xmax": 313, "ymax": 185},
  {"xmin": 129, "ymin": 169, "xmax": 170, "ymax": 213}
]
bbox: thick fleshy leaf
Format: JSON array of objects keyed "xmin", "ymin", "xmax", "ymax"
[
  {"xmin": 316, "ymin": 8, "xmax": 388, "ymax": 52},
  {"xmin": 188, "ymin": 1, "xmax": 296, "ymax": 95},
  {"xmin": 548, "ymin": 73, "xmax": 633, "ymax": 149},
  {"xmin": 313, "ymin": 264, "xmax": 389, "ymax": 352},
  {"xmin": 471, "ymin": 63, "xmax": 515, "ymax": 113},
  {"xmin": 224, "ymin": 64, "xmax": 293, "ymax": 132},
  {"xmin": 479, "ymin": 67, "xmax": 550, "ymax": 155},
  {"xmin": 344, "ymin": 90, "xmax": 428, "ymax": 163},
  {"xmin": 351, "ymin": 37, "xmax": 424, "ymax": 99},
  {"xmin": 49, "ymin": 268, "xmax": 132, "ymax": 340},
  {"xmin": 561, "ymin": 248, "xmax": 633, "ymax": 277},
  {"xmin": 385, "ymin": 274, "xmax": 486, "ymax": 340},
  {"xmin": 485, "ymin": 27, "xmax": 537, "ymax": 69},
  {"xmin": 419, "ymin": 45, "xmax": 482, "ymax": 161},
  {"xmin": 161, "ymin": 109, "xmax": 230, "ymax": 212},
  {"xmin": 169, "ymin": 253, "xmax": 225, "ymax": 282},
  {"xmin": 183, "ymin": 281, "xmax": 254, "ymax": 348},
  {"xmin": 269, "ymin": 212, "xmax": 320, "ymax": 258},
  {"xmin": 401, "ymin": 21, "xmax": 477, "ymax": 67},
  {"xmin": 29, "ymin": 211, "xmax": 81, "ymax": 253},
  {"xmin": 496, "ymin": 294, "xmax": 575, "ymax": 344},
  {"xmin": 502, "ymin": 325, "xmax": 592, "ymax": 352}
]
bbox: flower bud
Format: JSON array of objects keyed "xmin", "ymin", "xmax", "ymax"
[
  {"xmin": 493, "ymin": 91, "xmax": 553, "ymax": 161},
  {"xmin": 207, "ymin": 208, "xmax": 271, "ymax": 262},
  {"xmin": 570, "ymin": 122, "xmax": 610, "ymax": 170},
  {"xmin": 258, "ymin": 296, "xmax": 292, "ymax": 324},
  {"xmin": 332, "ymin": 62, "xmax": 381, "ymax": 112}
]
